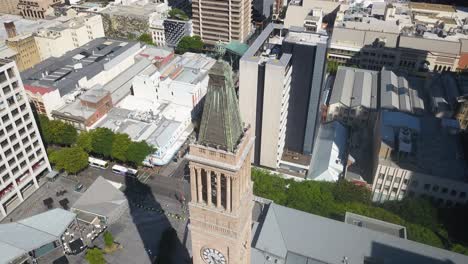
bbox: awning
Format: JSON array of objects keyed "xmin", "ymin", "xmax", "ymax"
[{"xmin": 46, "ymin": 170, "xmax": 59, "ymax": 179}]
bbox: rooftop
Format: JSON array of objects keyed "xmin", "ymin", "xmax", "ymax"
[
  {"xmin": 21, "ymin": 38, "xmax": 141, "ymax": 97},
  {"xmin": 378, "ymin": 111, "xmax": 466, "ymax": 182},
  {"xmin": 35, "ymin": 14, "xmax": 98, "ymax": 38},
  {"xmin": 333, "ymin": 1, "xmax": 468, "ymax": 45},
  {"xmin": 252, "ymin": 203, "xmax": 468, "ymax": 264},
  {"xmin": 72, "ymin": 176, "xmax": 127, "ymax": 218},
  {"xmin": 344, "ymin": 212, "xmax": 407, "ymax": 239},
  {"xmin": 0, "ymin": 14, "xmax": 62, "ymax": 41},
  {"xmin": 330, "ymin": 66, "xmax": 378, "ymax": 109},
  {"xmin": 100, "ymin": 4, "xmax": 160, "ymax": 18},
  {"xmin": 308, "ymin": 121, "xmax": 348, "ymax": 181},
  {"xmin": 0, "ymin": 209, "xmax": 76, "ymax": 263},
  {"xmin": 380, "ymin": 69, "xmax": 425, "ymax": 114}
]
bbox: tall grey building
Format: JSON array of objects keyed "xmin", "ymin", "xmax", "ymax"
[
  {"xmin": 0, "ymin": 59, "xmax": 51, "ymax": 218},
  {"xmin": 239, "ymin": 24, "xmax": 328, "ymax": 169}
]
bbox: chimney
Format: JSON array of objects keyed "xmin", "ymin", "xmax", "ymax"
[{"xmin": 4, "ymin": 21, "xmax": 17, "ymax": 39}]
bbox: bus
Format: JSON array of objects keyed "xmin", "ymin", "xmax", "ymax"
[
  {"xmin": 111, "ymin": 165, "xmax": 128, "ymax": 175},
  {"xmin": 126, "ymin": 168, "xmax": 138, "ymax": 177},
  {"xmin": 88, "ymin": 157, "xmax": 109, "ymax": 169}
]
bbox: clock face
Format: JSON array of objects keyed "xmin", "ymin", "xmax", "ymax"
[{"xmin": 201, "ymin": 247, "xmax": 226, "ymax": 264}]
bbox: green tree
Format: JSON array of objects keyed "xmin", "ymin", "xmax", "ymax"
[
  {"xmin": 176, "ymin": 36, "xmax": 204, "ymax": 54},
  {"xmin": 126, "ymin": 141, "xmax": 154, "ymax": 166},
  {"xmin": 137, "ymin": 33, "xmax": 154, "ymax": 45},
  {"xmin": 38, "ymin": 115, "xmax": 52, "ymax": 144},
  {"xmin": 111, "ymin": 133, "xmax": 131, "ymax": 162},
  {"xmin": 91, "ymin": 128, "xmax": 114, "ymax": 158},
  {"xmin": 382, "ymin": 198, "xmax": 438, "ymax": 229},
  {"xmin": 452, "ymin": 244, "xmax": 468, "ymax": 255},
  {"xmin": 77, "ymin": 131, "xmax": 94, "ymax": 153},
  {"xmin": 406, "ymin": 223, "xmax": 444, "ymax": 248},
  {"xmin": 49, "ymin": 147, "xmax": 89, "ymax": 174},
  {"xmin": 326, "ymin": 61, "xmax": 340, "ymax": 75},
  {"xmin": 37, "ymin": 115, "xmax": 77, "ymax": 146},
  {"xmin": 332, "ymin": 179, "xmax": 371, "ymax": 205},
  {"xmin": 103, "ymin": 231, "xmax": 114, "ymax": 248},
  {"xmin": 85, "ymin": 248, "xmax": 105, "ymax": 264},
  {"xmin": 168, "ymin": 8, "xmax": 189, "ymax": 20}
]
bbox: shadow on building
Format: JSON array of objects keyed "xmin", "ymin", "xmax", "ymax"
[{"xmin": 369, "ymin": 242, "xmax": 456, "ymax": 264}]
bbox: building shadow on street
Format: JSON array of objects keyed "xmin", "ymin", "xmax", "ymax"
[{"xmin": 123, "ymin": 174, "xmax": 191, "ymax": 263}]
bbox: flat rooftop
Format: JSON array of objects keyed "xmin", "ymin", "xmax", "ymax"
[
  {"xmin": 100, "ymin": 4, "xmax": 159, "ymax": 18},
  {"xmin": 0, "ymin": 14, "xmax": 62, "ymax": 40},
  {"xmin": 379, "ymin": 111, "xmax": 466, "ymax": 182},
  {"xmin": 409, "ymin": 2, "xmax": 456, "ymax": 13},
  {"xmin": 345, "ymin": 212, "xmax": 407, "ymax": 239},
  {"xmin": 21, "ymin": 38, "xmax": 141, "ymax": 97}
]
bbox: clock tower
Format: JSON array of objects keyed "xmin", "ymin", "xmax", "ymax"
[{"xmin": 187, "ymin": 61, "xmax": 254, "ymax": 264}]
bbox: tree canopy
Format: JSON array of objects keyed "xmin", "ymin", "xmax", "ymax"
[
  {"xmin": 85, "ymin": 248, "xmax": 105, "ymax": 264},
  {"xmin": 168, "ymin": 8, "xmax": 189, "ymax": 20},
  {"xmin": 38, "ymin": 115, "xmax": 77, "ymax": 146},
  {"xmin": 48, "ymin": 147, "xmax": 89, "ymax": 174},
  {"xmin": 251, "ymin": 168, "xmax": 468, "ymax": 253},
  {"xmin": 90, "ymin": 128, "xmax": 114, "ymax": 158},
  {"xmin": 138, "ymin": 33, "xmax": 154, "ymax": 45},
  {"xmin": 103, "ymin": 231, "xmax": 114, "ymax": 248},
  {"xmin": 111, "ymin": 133, "xmax": 131, "ymax": 162},
  {"xmin": 126, "ymin": 141, "xmax": 154, "ymax": 166},
  {"xmin": 176, "ymin": 36, "xmax": 204, "ymax": 54}
]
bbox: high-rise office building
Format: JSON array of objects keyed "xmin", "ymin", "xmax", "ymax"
[
  {"xmin": 192, "ymin": 0, "xmax": 252, "ymax": 44},
  {"xmin": 239, "ymin": 24, "xmax": 328, "ymax": 170},
  {"xmin": 0, "ymin": 59, "xmax": 51, "ymax": 219},
  {"xmin": 187, "ymin": 61, "xmax": 253, "ymax": 264}
]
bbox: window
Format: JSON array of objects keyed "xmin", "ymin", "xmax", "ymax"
[
  {"xmin": 460, "ymin": 192, "xmax": 466, "ymax": 198},
  {"xmin": 387, "ymin": 176, "xmax": 393, "ymax": 182},
  {"xmin": 424, "ymin": 183, "xmax": 431, "ymax": 190},
  {"xmin": 411, "ymin": 180, "xmax": 418, "ymax": 187},
  {"xmin": 394, "ymin": 177, "xmax": 401, "ymax": 184},
  {"xmin": 450, "ymin": 190, "xmax": 457, "ymax": 197},
  {"xmin": 378, "ymin": 173, "xmax": 385, "ymax": 179},
  {"xmin": 376, "ymin": 184, "xmax": 382, "ymax": 190},
  {"xmin": 442, "ymin": 188, "xmax": 448, "ymax": 194},
  {"xmin": 392, "ymin": 187, "xmax": 398, "ymax": 194},
  {"xmin": 432, "ymin": 185, "xmax": 439, "ymax": 192}
]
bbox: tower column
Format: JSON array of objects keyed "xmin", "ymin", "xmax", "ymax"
[
  {"xmin": 226, "ymin": 175, "xmax": 231, "ymax": 212},
  {"xmin": 197, "ymin": 168, "xmax": 203, "ymax": 203},
  {"xmin": 190, "ymin": 165, "xmax": 196, "ymax": 202},
  {"xmin": 216, "ymin": 172, "xmax": 221, "ymax": 208},
  {"xmin": 232, "ymin": 176, "xmax": 239, "ymax": 210},
  {"xmin": 206, "ymin": 170, "xmax": 212, "ymax": 206}
]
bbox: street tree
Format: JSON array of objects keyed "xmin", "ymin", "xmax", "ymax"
[
  {"xmin": 85, "ymin": 248, "xmax": 105, "ymax": 264},
  {"xmin": 91, "ymin": 128, "xmax": 114, "ymax": 158},
  {"xmin": 103, "ymin": 231, "xmax": 114, "ymax": 248},
  {"xmin": 126, "ymin": 141, "xmax": 154, "ymax": 166},
  {"xmin": 49, "ymin": 147, "xmax": 88, "ymax": 174},
  {"xmin": 111, "ymin": 133, "xmax": 131, "ymax": 162},
  {"xmin": 77, "ymin": 131, "xmax": 93, "ymax": 153}
]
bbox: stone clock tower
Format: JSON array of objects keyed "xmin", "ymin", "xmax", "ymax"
[{"xmin": 187, "ymin": 61, "xmax": 254, "ymax": 264}]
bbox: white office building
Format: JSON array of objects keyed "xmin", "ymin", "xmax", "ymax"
[
  {"xmin": 0, "ymin": 59, "xmax": 51, "ymax": 219},
  {"xmin": 34, "ymin": 14, "xmax": 105, "ymax": 61}
]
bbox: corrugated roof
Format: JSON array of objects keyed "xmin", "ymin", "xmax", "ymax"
[{"xmin": 329, "ymin": 66, "xmax": 378, "ymax": 109}]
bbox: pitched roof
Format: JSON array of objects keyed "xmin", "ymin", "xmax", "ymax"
[
  {"xmin": 72, "ymin": 176, "xmax": 127, "ymax": 217},
  {"xmin": 0, "ymin": 209, "xmax": 76, "ymax": 264},
  {"xmin": 252, "ymin": 203, "xmax": 468, "ymax": 264},
  {"xmin": 197, "ymin": 60, "xmax": 243, "ymax": 152}
]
